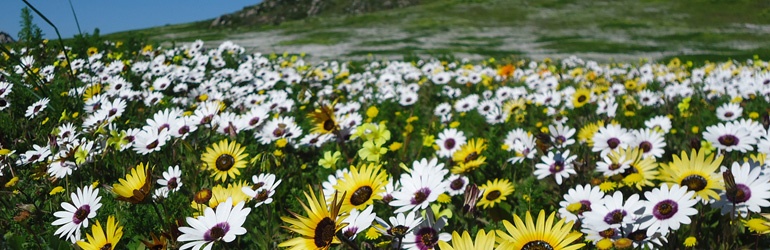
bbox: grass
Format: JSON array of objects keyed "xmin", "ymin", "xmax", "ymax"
[{"xmin": 98, "ymin": 0, "xmax": 770, "ymax": 62}]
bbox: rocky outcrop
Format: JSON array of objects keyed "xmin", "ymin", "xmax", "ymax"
[
  {"xmin": 210, "ymin": 0, "xmax": 421, "ymax": 28},
  {"xmin": 0, "ymin": 32, "xmax": 15, "ymax": 44}
]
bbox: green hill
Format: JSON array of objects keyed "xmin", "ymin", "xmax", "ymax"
[{"xmin": 104, "ymin": 0, "xmax": 770, "ymax": 62}]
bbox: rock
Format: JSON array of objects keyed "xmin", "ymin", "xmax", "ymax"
[{"xmin": 0, "ymin": 32, "xmax": 15, "ymax": 44}]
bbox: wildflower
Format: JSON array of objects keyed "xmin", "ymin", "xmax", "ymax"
[
  {"xmin": 76, "ymin": 216, "xmax": 122, "ymax": 250},
  {"xmin": 279, "ymin": 186, "xmax": 347, "ymax": 249},
  {"xmin": 641, "ymin": 184, "xmax": 698, "ymax": 236},
  {"xmin": 201, "ymin": 139, "xmax": 248, "ymax": 182},
  {"xmin": 334, "ymin": 163, "xmax": 388, "ymax": 211},
  {"xmin": 476, "ymin": 178, "xmax": 514, "ymax": 209},
  {"xmin": 358, "ymin": 140, "xmax": 386, "ymax": 162},
  {"xmin": 178, "ymin": 198, "xmax": 251, "ymax": 250},
  {"xmin": 497, "ymin": 210, "xmax": 585, "ymax": 249},
  {"xmin": 113, "ymin": 163, "xmax": 152, "ymax": 204},
  {"xmin": 319, "ymin": 151, "xmax": 341, "ymax": 169},
  {"xmin": 52, "ymin": 185, "xmax": 102, "ymax": 243}
]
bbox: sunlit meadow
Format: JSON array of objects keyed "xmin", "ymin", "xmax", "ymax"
[{"xmin": 3, "ymin": 35, "xmax": 770, "ymax": 250}]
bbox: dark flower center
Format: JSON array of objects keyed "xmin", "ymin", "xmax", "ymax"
[
  {"xmin": 100, "ymin": 243, "xmax": 112, "ymax": 250},
  {"xmin": 215, "ymin": 154, "xmax": 235, "ymax": 171},
  {"xmin": 609, "ymin": 163, "xmax": 621, "ymax": 170},
  {"xmin": 726, "ymin": 183, "xmax": 752, "ymax": 203},
  {"xmin": 323, "ymin": 119, "xmax": 335, "ymax": 131},
  {"xmin": 314, "ymin": 217, "xmax": 336, "ymax": 247},
  {"xmin": 255, "ymin": 189, "xmax": 269, "ymax": 202},
  {"xmin": 652, "ymin": 200, "xmax": 678, "ymax": 220},
  {"xmin": 522, "ymin": 240, "xmax": 555, "ymax": 250},
  {"xmin": 249, "ymin": 117, "xmax": 260, "ymax": 126},
  {"xmin": 628, "ymin": 230, "xmax": 647, "ymax": 241},
  {"xmin": 639, "ymin": 141, "xmax": 653, "ymax": 153},
  {"xmin": 607, "ymin": 138, "xmax": 620, "ymax": 149},
  {"xmin": 416, "ymin": 227, "xmax": 439, "ymax": 248},
  {"xmin": 167, "ymin": 177, "xmax": 178, "ymax": 190},
  {"xmin": 411, "ymin": 188, "xmax": 431, "ymax": 205},
  {"xmin": 203, "ymin": 222, "xmax": 230, "ymax": 241},
  {"xmin": 444, "ymin": 139, "xmax": 456, "ymax": 149},
  {"xmin": 73, "ymin": 205, "xmax": 90, "ymax": 224},
  {"xmin": 724, "ymin": 112, "xmax": 734, "ymax": 118},
  {"xmin": 718, "ymin": 135, "xmax": 739, "ymax": 146},
  {"xmin": 577, "ymin": 200, "xmax": 591, "ymax": 215},
  {"xmin": 603, "ymin": 209, "xmax": 626, "ymax": 225},
  {"xmin": 555, "ymin": 136, "xmax": 566, "ymax": 144},
  {"xmin": 146, "ymin": 140, "xmax": 159, "ymax": 149},
  {"xmin": 486, "ymin": 190, "xmax": 501, "ymax": 201},
  {"xmin": 577, "ymin": 95, "xmax": 587, "ymax": 103},
  {"xmin": 599, "ymin": 228, "xmax": 616, "ymax": 238},
  {"xmin": 390, "ymin": 225, "xmax": 409, "ymax": 238},
  {"xmin": 464, "ymin": 152, "xmax": 478, "ymax": 163},
  {"xmin": 350, "ymin": 186, "xmax": 373, "ymax": 206},
  {"xmin": 681, "ymin": 175, "xmax": 708, "ymax": 192},
  {"xmin": 549, "ymin": 161, "xmax": 565, "ymax": 173},
  {"xmin": 450, "ymin": 178, "xmax": 465, "ymax": 190}
]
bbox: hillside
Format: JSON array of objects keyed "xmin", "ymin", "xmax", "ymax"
[{"xmin": 103, "ymin": 0, "xmax": 770, "ymax": 62}]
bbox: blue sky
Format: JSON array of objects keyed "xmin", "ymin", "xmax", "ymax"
[{"xmin": 2, "ymin": 1, "xmax": 255, "ymax": 39}]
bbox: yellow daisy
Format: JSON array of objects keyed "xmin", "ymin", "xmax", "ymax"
[
  {"xmin": 113, "ymin": 163, "xmax": 152, "ymax": 204},
  {"xmin": 76, "ymin": 216, "xmax": 123, "ymax": 250},
  {"xmin": 659, "ymin": 148, "xmax": 724, "ymax": 202},
  {"xmin": 476, "ymin": 178, "xmax": 514, "ymax": 209},
  {"xmin": 451, "ymin": 138, "xmax": 487, "ymax": 174},
  {"xmin": 279, "ymin": 186, "xmax": 348, "ymax": 250},
  {"xmin": 201, "ymin": 139, "xmax": 249, "ymax": 182},
  {"xmin": 578, "ymin": 120, "xmax": 604, "ymax": 146},
  {"xmin": 437, "ymin": 229, "xmax": 497, "ymax": 250},
  {"xmin": 334, "ymin": 163, "xmax": 388, "ymax": 212},
  {"xmin": 571, "ymin": 88, "xmax": 591, "ymax": 108},
  {"xmin": 497, "ymin": 210, "xmax": 585, "ymax": 250},
  {"xmin": 621, "ymin": 147, "xmax": 659, "ymax": 190},
  {"xmin": 191, "ymin": 181, "xmax": 251, "ymax": 216},
  {"xmin": 308, "ymin": 103, "xmax": 339, "ymax": 134}
]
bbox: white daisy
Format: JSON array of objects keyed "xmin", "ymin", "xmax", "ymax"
[
  {"xmin": 52, "ymin": 185, "xmax": 102, "ymax": 243},
  {"xmin": 712, "ymin": 162, "xmax": 770, "ymax": 217},
  {"xmin": 375, "ymin": 212, "xmax": 423, "ymax": 239},
  {"xmin": 403, "ymin": 210, "xmax": 451, "ymax": 250},
  {"xmin": 445, "ymin": 174, "xmax": 469, "ymax": 196},
  {"xmin": 583, "ymin": 191, "xmax": 645, "ymax": 231},
  {"xmin": 25, "ymin": 97, "xmax": 50, "ymax": 118},
  {"xmin": 644, "ymin": 115, "xmax": 672, "ymax": 134},
  {"xmin": 640, "ymin": 183, "xmax": 698, "ymax": 237},
  {"xmin": 592, "ymin": 123, "xmax": 634, "ymax": 157},
  {"xmin": 177, "ymin": 198, "xmax": 251, "ymax": 250},
  {"xmin": 435, "ymin": 128, "xmax": 467, "ymax": 159},
  {"xmin": 534, "ymin": 150, "xmax": 577, "ymax": 185},
  {"xmin": 341, "ymin": 205, "xmax": 377, "ymax": 240},
  {"xmin": 703, "ymin": 122, "xmax": 756, "ymax": 153},
  {"xmin": 158, "ymin": 165, "xmax": 183, "ymax": 192},
  {"xmin": 715, "ymin": 102, "xmax": 743, "ymax": 121},
  {"xmin": 241, "ymin": 173, "xmax": 282, "ymax": 207},
  {"xmin": 632, "ymin": 128, "xmax": 666, "ymax": 159},
  {"xmin": 549, "ymin": 123, "xmax": 576, "ymax": 149},
  {"xmin": 558, "ymin": 184, "xmax": 605, "ymax": 223},
  {"xmin": 391, "ymin": 158, "xmax": 448, "ymax": 213}
]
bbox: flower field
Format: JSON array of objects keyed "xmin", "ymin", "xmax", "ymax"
[{"xmin": 2, "ymin": 38, "xmax": 770, "ymax": 250}]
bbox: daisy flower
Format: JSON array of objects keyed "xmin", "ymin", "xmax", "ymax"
[
  {"xmin": 712, "ymin": 162, "xmax": 770, "ymax": 217},
  {"xmin": 534, "ymin": 150, "xmax": 577, "ymax": 185},
  {"xmin": 279, "ymin": 186, "xmax": 347, "ymax": 250},
  {"xmin": 595, "ymin": 147, "xmax": 634, "ymax": 177},
  {"xmin": 178, "ymin": 198, "xmax": 251, "ymax": 250},
  {"xmin": 716, "ymin": 102, "xmax": 743, "ymax": 121},
  {"xmin": 659, "ymin": 148, "xmax": 724, "ymax": 204},
  {"xmin": 445, "ymin": 174, "xmax": 469, "ymax": 196},
  {"xmin": 451, "ymin": 138, "xmax": 487, "ymax": 174},
  {"xmin": 402, "ymin": 210, "xmax": 452, "ymax": 250},
  {"xmin": 703, "ymin": 122, "xmax": 756, "ymax": 153},
  {"xmin": 241, "ymin": 173, "xmax": 282, "ymax": 207},
  {"xmin": 76, "ymin": 216, "xmax": 122, "ymax": 250},
  {"xmin": 437, "ymin": 229, "xmax": 497, "ymax": 250},
  {"xmin": 640, "ymin": 184, "xmax": 698, "ymax": 237},
  {"xmin": 334, "ymin": 163, "xmax": 388, "ymax": 212},
  {"xmin": 621, "ymin": 148, "xmax": 659, "ymax": 190},
  {"xmin": 113, "ymin": 163, "xmax": 152, "ymax": 204},
  {"xmin": 200, "ymin": 139, "xmax": 248, "ymax": 182},
  {"xmin": 132, "ymin": 127, "xmax": 170, "ymax": 155},
  {"xmin": 391, "ymin": 158, "xmax": 448, "ymax": 213},
  {"xmin": 25, "ymin": 97, "xmax": 49, "ymax": 118},
  {"xmin": 497, "ymin": 210, "xmax": 585, "ymax": 250},
  {"xmin": 592, "ymin": 123, "xmax": 633, "ymax": 157},
  {"xmin": 52, "ymin": 185, "xmax": 102, "ymax": 243},
  {"xmin": 644, "ymin": 115, "xmax": 672, "ymax": 134},
  {"xmin": 549, "ymin": 123, "xmax": 576, "ymax": 148},
  {"xmin": 375, "ymin": 211, "xmax": 423, "ymax": 244},
  {"xmin": 157, "ymin": 165, "xmax": 183, "ymax": 192},
  {"xmin": 582, "ymin": 191, "xmax": 645, "ymax": 231},
  {"xmin": 341, "ymin": 205, "xmax": 377, "ymax": 240},
  {"xmin": 476, "ymin": 178, "xmax": 514, "ymax": 209},
  {"xmin": 558, "ymin": 184, "xmax": 605, "ymax": 223},
  {"xmin": 435, "ymin": 128, "xmax": 467, "ymax": 159},
  {"xmin": 632, "ymin": 128, "xmax": 666, "ymax": 159}
]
